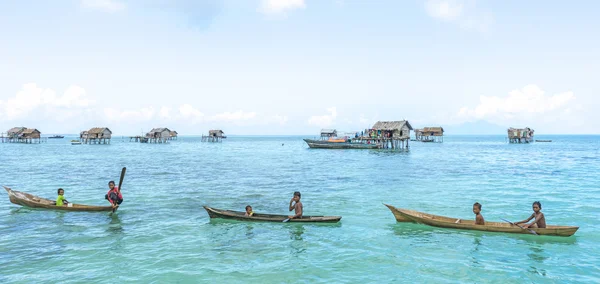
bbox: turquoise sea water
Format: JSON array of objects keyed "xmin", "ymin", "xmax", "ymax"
[{"xmin": 0, "ymin": 135, "xmax": 599, "ymax": 283}]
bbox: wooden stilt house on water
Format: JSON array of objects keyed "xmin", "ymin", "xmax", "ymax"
[
  {"xmin": 80, "ymin": 127, "xmax": 112, "ymax": 144},
  {"xmin": 145, "ymin": 128, "xmax": 171, "ymax": 143},
  {"xmin": 508, "ymin": 127, "xmax": 534, "ymax": 143},
  {"xmin": 169, "ymin": 130, "xmax": 178, "ymax": 140},
  {"xmin": 415, "ymin": 127, "xmax": 444, "ymax": 142},
  {"xmin": 357, "ymin": 120, "xmax": 413, "ymax": 149},
  {"xmin": 202, "ymin": 130, "xmax": 226, "ymax": 142},
  {"xmin": 3, "ymin": 127, "xmax": 42, "ymax": 143}
]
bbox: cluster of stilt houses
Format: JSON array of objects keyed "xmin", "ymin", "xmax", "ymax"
[
  {"xmin": 1, "ymin": 123, "xmax": 538, "ymax": 148},
  {"xmin": 0, "ymin": 127, "xmax": 43, "ymax": 143}
]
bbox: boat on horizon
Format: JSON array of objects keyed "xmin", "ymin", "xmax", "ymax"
[
  {"xmin": 204, "ymin": 206, "xmax": 342, "ymax": 223},
  {"xmin": 384, "ymin": 204, "xmax": 578, "ymax": 237},
  {"xmin": 48, "ymin": 135, "xmax": 64, "ymax": 139}
]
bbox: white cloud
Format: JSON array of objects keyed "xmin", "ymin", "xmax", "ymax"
[
  {"xmin": 260, "ymin": 0, "xmax": 305, "ymax": 14},
  {"xmin": 456, "ymin": 85, "xmax": 576, "ymax": 125},
  {"xmin": 0, "ymin": 83, "xmax": 95, "ymax": 121},
  {"xmin": 103, "ymin": 107, "xmax": 156, "ymax": 122},
  {"xmin": 178, "ymin": 104, "xmax": 204, "ymax": 120},
  {"xmin": 308, "ymin": 107, "xmax": 337, "ymax": 127},
  {"xmin": 82, "ymin": 0, "xmax": 125, "ymax": 13},
  {"xmin": 425, "ymin": 0, "xmax": 493, "ymax": 33},
  {"xmin": 159, "ymin": 107, "xmax": 171, "ymax": 119},
  {"xmin": 425, "ymin": 0, "xmax": 463, "ymax": 21},
  {"xmin": 209, "ymin": 111, "xmax": 257, "ymax": 122}
]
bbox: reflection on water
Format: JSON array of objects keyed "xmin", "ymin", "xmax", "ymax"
[{"xmin": 289, "ymin": 224, "xmax": 306, "ymax": 255}]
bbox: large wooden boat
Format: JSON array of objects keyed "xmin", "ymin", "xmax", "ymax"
[
  {"xmin": 204, "ymin": 206, "xmax": 342, "ymax": 223},
  {"xmin": 384, "ymin": 204, "xmax": 578, "ymax": 237},
  {"xmin": 3, "ymin": 186, "xmax": 113, "ymax": 212},
  {"xmin": 303, "ymin": 139, "xmax": 378, "ymax": 149}
]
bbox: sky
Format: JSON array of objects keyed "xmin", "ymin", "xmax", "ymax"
[{"xmin": 1, "ymin": 0, "xmax": 599, "ymax": 135}]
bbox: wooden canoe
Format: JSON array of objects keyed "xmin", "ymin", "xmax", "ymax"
[
  {"xmin": 384, "ymin": 204, "xmax": 579, "ymax": 237},
  {"xmin": 3, "ymin": 186, "xmax": 114, "ymax": 212},
  {"xmin": 203, "ymin": 206, "xmax": 342, "ymax": 223},
  {"xmin": 303, "ymin": 139, "xmax": 378, "ymax": 149}
]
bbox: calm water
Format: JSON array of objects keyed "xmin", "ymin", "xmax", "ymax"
[{"xmin": 0, "ymin": 135, "xmax": 599, "ymax": 283}]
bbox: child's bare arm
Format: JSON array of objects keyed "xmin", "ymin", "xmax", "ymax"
[{"xmin": 516, "ymin": 213, "xmax": 535, "ymax": 224}]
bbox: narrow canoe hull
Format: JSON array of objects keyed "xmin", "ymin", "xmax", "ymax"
[
  {"xmin": 303, "ymin": 139, "xmax": 378, "ymax": 149},
  {"xmin": 203, "ymin": 206, "xmax": 341, "ymax": 223},
  {"xmin": 385, "ymin": 204, "xmax": 578, "ymax": 237},
  {"xmin": 3, "ymin": 186, "xmax": 114, "ymax": 212}
]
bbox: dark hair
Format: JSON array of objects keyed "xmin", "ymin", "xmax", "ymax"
[
  {"xmin": 57, "ymin": 188, "xmax": 64, "ymax": 194},
  {"xmin": 108, "ymin": 181, "xmax": 115, "ymax": 186},
  {"xmin": 294, "ymin": 191, "xmax": 301, "ymax": 198},
  {"xmin": 473, "ymin": 202, "xmax": 482, "ymax": 210},
  {"xmin": 533, "ymin": 201, "xmax": 542, "ymax": 209},
  {"xmin": 246, "ymin": 205, "xmax": 252, "ymax": 210}
]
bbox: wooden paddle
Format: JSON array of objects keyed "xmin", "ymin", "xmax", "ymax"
[
  {"xmin": 112, "ymin": 167, "xmax": 126, "ymax": 213},
  {"xmin": 501, "ymin": 218, "xmax": 538, "ymax": 235},
  {"xmin": 282, "ymin": 218, "xmax": 290, "ymax": 223}
]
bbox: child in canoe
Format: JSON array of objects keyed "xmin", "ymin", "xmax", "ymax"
[
  {"xmin": 473, "ymin": 202, "xmax": 485, "ymax": 225},
  {"xmin": 55, "ymin": 188, "xmax": 69, "ymax": 206},
  {"xmin": 245, "ymin": 205, "xmax": 254, "ymax": 217},
  {"xmin": 515, "ymin": 201, "xmax": 546, "ymax": 228},
  {"xmin": 104, "ymin": 181, "xmax": 123, "ymax": 210},
  {"xmin": 288, "ymin": 191, "xmax": 303, "ymax": 220}
]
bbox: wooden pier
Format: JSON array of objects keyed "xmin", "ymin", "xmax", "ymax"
[
  {"xmin": 129, "ymin": 136, "xmax": 148, "ymax": 143},
  {"xmin": 202, "ymin": 130, "xmax": 226, "ymax": 142}
]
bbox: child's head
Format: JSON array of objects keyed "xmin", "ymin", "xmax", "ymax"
[
  {"xmin": 532, "ymin": 201, "xmax": 542, "ymax": 212},
  {"xmin": 108, "ymin": 181, "xmax": 115, "ymax": 189},
  {"xmin": 293, "ymin": 191, "xmax": 301, "ymax": 201},
  {"xmin": 57, "ymin": 188, "xmax": 64, "ymax": 196},
  {"xmin": 473, "ymin": 202, "xmax": 482, "ymax": 214},
  {"xmin": 245, "ymin": 205, "xmax": 252, "ymax": 213}
]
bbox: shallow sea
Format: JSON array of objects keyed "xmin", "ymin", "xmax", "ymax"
[{"xmin": 0, "ymin": 135, "xmax": 598, "ymax": 283}]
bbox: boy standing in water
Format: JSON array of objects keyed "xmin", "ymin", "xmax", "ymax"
[
  {"xmin": 55, "ymin": 188, "xmax": 69, "ymax": 206},
  {"xmin": 515, "ymin": 201, "xmax": 546, "ymax": 228},
  {"xmin": 288, "ymin": 191, "xmax": 303, "ymax": 220},
  {"xmin": 105, "ymin": 181, "xmax": 123, "ymax": 210},
  {"xmin": 473, "ymin": 202, "xmax": 485, "ymax": 225}
]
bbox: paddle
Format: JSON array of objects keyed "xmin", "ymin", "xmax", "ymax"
[
  {"xmin": 282, "ymin": 218, "xmax": 290, "ymax": 223},
  {"xmin": 501, "ymin": 218, "xmax": 538, "ymax": 235},
  {"xmin": 113, "ymin": 167, "xmax": 126, "ymax": 213}
]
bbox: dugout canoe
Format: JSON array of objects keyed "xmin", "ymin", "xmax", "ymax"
[
  {"xmin": 3, "ymin": 186, "xmax": 114, "ymax": 212},
  {"xmin": 303, "ymin": 139, "xmax": 378, "ymax": 149},
  {"xmin": 384, "ymin": 204, "xmax": 578, "ymax": 237},
  {"xmin": 203, "ymin": 206, "xmax": 342, "ymax": 223}
]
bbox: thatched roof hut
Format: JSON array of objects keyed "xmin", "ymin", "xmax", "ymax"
[
  {"xmin": 7, "ymin": 127, "xmax": 26, "ymax": 137},
  {"xmin": 372, "ymin": 120, "xmax": 413, "ymax": 139},
  {"xmin": 21, "ymin": 128, "xmax": 41, "ymax": 139},
  {"xmin": 170, "ymin": 130, "xmax": 178, "ymax": 137},
  {"xmin": 209, "ymin": 130, "xmax": 225, "ymax": 137},
  {"xmin": 146, "ymin": 127, "xmax": 171, "ymax": 138},
  {"xmin": 87, "ymin": 127, "xmax": 112, "ymax": 139},
  {"xmin": 421, "ymin": 127, "xmax": 444, "ymax": 136}
]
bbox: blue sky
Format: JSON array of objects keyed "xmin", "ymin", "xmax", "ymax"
[{"xmin": 1, "ymin": 0, "xmax": 598, "ymax": 135}]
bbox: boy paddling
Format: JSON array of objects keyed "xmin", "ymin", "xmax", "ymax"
[
  {"xmin": 473, "ymin": 202, "xmax": 485, "ymax": 225},
  {"xmin": 514, "ymin": 201, "xmax": 546, "ymax": 228},
  {"xmin": 55, "ymin": 188, "xmax": 69, "ymax": 206},
  {"xmin": 288, "ymin": 191, "xmax": 303, "ymax": 220},
  {"xmin": 105, "ymin": 181, "xmax": 123, "ymax": 210}
]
